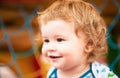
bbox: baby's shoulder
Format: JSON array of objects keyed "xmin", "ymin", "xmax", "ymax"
[
  {"xmin": 92, "ymin": 61, "xmax": 109, "ymax": 72},
  {"xmin": 91, "ymin": 61, "xmax": 118, "ymax": 78}
]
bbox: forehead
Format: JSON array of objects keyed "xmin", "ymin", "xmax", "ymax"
[
  {"xmin": 41, "ymin": 19, "xmax": 87, "ymax": 42},
  {"xmin": 41, "ymin": 20, "xmax": 75, "ymax": 34}
]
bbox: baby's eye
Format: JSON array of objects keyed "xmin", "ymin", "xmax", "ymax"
[
  {"xmin": 43, "ymin": 39, "xmax": 49, "ymax": 43},
  {"xmin": 57, "ymin": 38, "xmax": 65, "ymax": 42}
]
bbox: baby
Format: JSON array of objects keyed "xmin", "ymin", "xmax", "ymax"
[{"xmin": 37, "ymin": 0, "xmax": 118, "ymax": 78}]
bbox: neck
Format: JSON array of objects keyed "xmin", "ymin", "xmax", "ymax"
[{"xmin": 57, "ymin": 62, "xmax": 90, "ymax": 78}]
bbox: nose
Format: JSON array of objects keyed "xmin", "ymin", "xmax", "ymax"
[{"xmin": 45, "ymin": 43, "xmax": 57, "ymax": 52}]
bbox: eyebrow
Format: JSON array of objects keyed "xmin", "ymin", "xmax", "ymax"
[{"xmin": 42, "ymin": 35, "xmax": 67, "ymax": 38}]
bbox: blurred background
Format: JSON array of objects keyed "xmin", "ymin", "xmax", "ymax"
[{"xmin": 0, "ymin": 0, "xmax": 120, "ymax": 78}]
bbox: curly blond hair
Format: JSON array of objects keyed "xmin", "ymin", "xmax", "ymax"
[{"xmin": 37, "ymin": 0, "xmax": 108, "ymax": 63}]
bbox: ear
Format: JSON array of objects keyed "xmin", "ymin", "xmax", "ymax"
[{"xmin": 84, "ymin": 39, "xmax": 94, "ymax": 53}]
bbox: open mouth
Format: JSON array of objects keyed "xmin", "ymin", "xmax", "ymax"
[{"xmin": 49, "ymin": 56, "xmax": 62, "ymax": 59}]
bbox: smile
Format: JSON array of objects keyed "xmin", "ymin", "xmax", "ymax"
[{"xmin": 49, "ymin": 56, "xmax": 62, "ymax": 58}]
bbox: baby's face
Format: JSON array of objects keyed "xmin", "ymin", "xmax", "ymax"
[{"xmin": 40, "ymin": 19, "xmax": 88, "ymax": 70}]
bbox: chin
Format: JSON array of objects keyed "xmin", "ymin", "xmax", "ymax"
[{"xmin": 52, "ymin": 64, "xmax": 63, "ymax": 69}]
